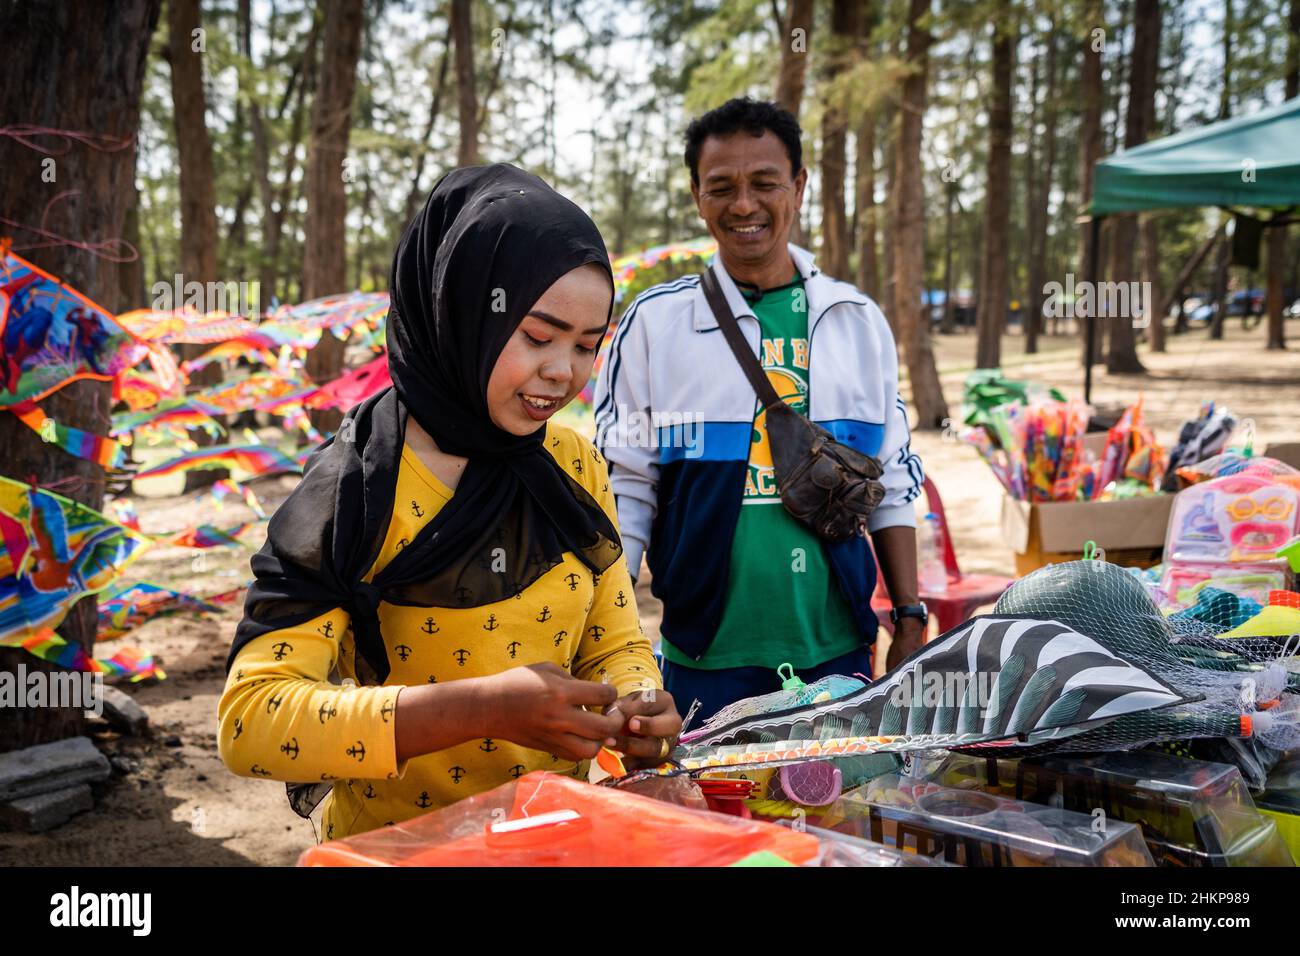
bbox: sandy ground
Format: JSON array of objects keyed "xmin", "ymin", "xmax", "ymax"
[{"xmin": 2, "ymin": 319, "xmax": 1296, "ymax": 866}]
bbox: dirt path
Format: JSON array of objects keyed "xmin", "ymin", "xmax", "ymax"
[{"xmin": 2, "ymin": 321, "xmax": 1294, "ymax": 865}]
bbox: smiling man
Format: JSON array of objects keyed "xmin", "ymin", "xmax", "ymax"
[{"xmin": 594, "ymin": 97, "xmax": 927, "ymax": 721}]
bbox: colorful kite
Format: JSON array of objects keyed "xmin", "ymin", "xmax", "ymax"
[
  {"xmin": 96, "ymin": 580, "xmax": 225, "ymax": 642},
  {"xmin": 0, "ymin": 474, "xmax": 149, "ymax": 646},
  {"xmin": 1, "ymin": 625, "xmax": 165, "ymax": 681},
  {"xmin": 0, "ymin": 247, "xmax": 178, "ymax": 406},
  {"xmin": 131, "ymin": 443, "xmax": 303, "ymax": 481}
]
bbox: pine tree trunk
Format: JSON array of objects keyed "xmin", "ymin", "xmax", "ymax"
[
  {"xmin": 774, "ymin": 0, "xmax": 815, "ymax": 117},
  {"xmin": 1107, "ymin": 0, "xmax": 1160, "ymax": 374},
  {"xmin": 1023, "ymin": 35, "xmax": 1041, "ymax": 354},
  {"xmin": 452, "ymin": 0, "xmax": 479, "ymax": 165},
  {"xmin": 169, "ymin": 0, "xmax": 229, "ymax": 491},
  {"xmin": 854, "ymin": 105, "xmax": 880, "ymax": 299},
  {"xmin": 1027, "ymin": 19, "xmax": 1059, "ymax": 353},
  {"xmin": 975, "ymin": 12, "xmax": 1014, "ymax": 369},
  {"xmin": 894, "ymin": 0, "xmax": 949, "ymax": 429},
  {"xmin": 1142, "ymin": 213, "xmax": 1166, "ymax": 351},
  {"xmin": 818, "ymin": 0, "xmax": 857, "ymax": 279},
  {"xmin": 303, "ymin": 0, "xmax": 365, "ymax": 432},
  {"xmin": 0, "ymin": 0, "xmax": 161, "ymax": 752},
  {"xmin": 1079, "ymin": 0, "xmax": 1104, "ymax": 363},
  {"xmin": 1266, "ymin": 224, "xmax": 1288, "ymax": 350}
]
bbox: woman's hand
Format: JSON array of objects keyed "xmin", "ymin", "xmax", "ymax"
[
  {"xmin": 480, "ymin": 662, "xmax": 625, "ymax": 762},
  {"xmin": 604, "ymin": 687, "xmax": 682, "ymax": 771}
]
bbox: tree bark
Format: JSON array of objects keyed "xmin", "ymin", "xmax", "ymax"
[
  {"xmin": 819, "ymin": 0, "xmax": 858, "ymax": 280},
  {"xmin": 169, "ymin": 0, "xmax": 230, "ymax": 491},
  {"xmin": 1078, "ymin": 0, "xmax": 1104, "ymax": 363},
  {"xmin": 0, "ymin": 0, "xmax": 161, "ymax": 752},
  {"xmin": 774, "ymin": 0, "xmax": 815, "ymax": 117},
  {"xmin": 1023, "ymin": 34, "xmax": 1042, "ymax": 354},
  {"xmin": 1027, "ymin": 19, "xmax": 1059, "ymax": 354},
  {"xmin": 1106, "ymin": 0, "xmax": 1160, "ymax": 374},
  {"xmin": 303, "ymin": 0, "xmax": 365, "ymax": 432},
  {"xmin": 975, "ymin": 10, "xmax": 1014, "ymax": 369},
  {"xmin": 1141, "ymin": 213, "xmax": 1166, "ymax": 351},
  {"xmin": 854, "ymin": 109, "xmax": 880, "ymax": 298},
  {"xmin": 1266, "ymin": 224, "xmax": 1287, "ymax": 349},
  {"xmin": 894, "ymin": 0, "xmax": 948, "ymax": 428},
  {"xmin": 452, "ymin": 0, "xmax": 479, "ymax": 166}
]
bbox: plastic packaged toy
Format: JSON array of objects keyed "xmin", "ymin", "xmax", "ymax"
[
  {"xmin": 822, "ymin": 773, "xmax": 1154, "ymax": 866},
  {"xmin": 933, "ymin": 751, "xmax": 1294, "ymax": 867}
]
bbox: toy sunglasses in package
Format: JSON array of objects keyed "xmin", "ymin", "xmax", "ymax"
[{"xmin": 1165, "ymin": 473, "xmax": 1299, "ymax": 566}]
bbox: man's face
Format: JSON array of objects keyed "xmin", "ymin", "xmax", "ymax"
[{"xmin": 691, "ymin": 129, "xmax": 806, "ymax": 267}]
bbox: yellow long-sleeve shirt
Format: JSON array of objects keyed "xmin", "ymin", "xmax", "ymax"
[{"xmin": 218, "ymin": 422, "xmax": 661, "ymax": 840}]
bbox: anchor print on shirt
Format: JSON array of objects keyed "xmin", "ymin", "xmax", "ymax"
[
  {"xmin": 280, "ymin": 737, "xmax": 300, "ymax": 760},
  {"xmin": 509, "ymin": 764, "xmax": 527, "ymax": 779},
  {"xmin": 483, "ymin": 614, "xmax": 499, "ymax": 632},
  {"xmin": 318, "ymin": 620, "xmax": 335, "ymax": 640},
  {"xmin": 552, "ymin": 630, "xmax": 567, "ymax": 647},
  {"xmin": 346, "ymin": 740, "xmax": 367, "ymax": 762},
  {"xmin": 480, "ymin": 738, "xmax": 498, "ymax": 752},
  {"xmin": 266, "ymin": 693, "xmax": 284, "ymax": 714},
  {"xmin": 587, "ymin": 624, "xmax": 605, "ymax": 642},
  {"xmin": 453, "ymin": 648, "xmax": 470, "ymax": 666},
  {"xmin": 272, "ymin": 640, "xmax": 293, "ymax": 660},
  {"xmin": 410, "ymin": 499, "xmax": 425, "ymax": 518},
  {"xmin": 318, "ymin": 702, "xmax": 337, "ymax": 724},
  {"xmin": 251, "ymin": 764, "xmax": 272, "ymax": 777},
  {"xmin": 381, "ymin": 699, "xmax": 395, "ymax": 723},
  {"xmin": 362, "ymin": 783, "xmax": 377, "ymax": 799},
  {"xmin": 420, "ymin": 616, "xmax": 439, "ymax": 634},
  {"xmin": 395, "ymin": 537, "xmax": 409, "ymax": 552},
  {"xmin": 448, "ymin": 766, "xmax": 467, "ymax": 784},
  {"xmin": 536, "ymin": 605, "xmax": 552, "ymax": 623},
  {"xmin": 395, "ymin": 644, "xmax": 413, "ymax": 662},
  {"xmin": 506, "ymin": 640, "xmax": 521, "ymax": 659},
  {"xmin": 614, "ymin": 590, "xmax": 628, "ymax": 608},
  {"xmin": 415, "ymin": 791, "xmax": 433, "ymax": 809},
  {"xmin": 564, "ymin": 572, "xmax": 580, "ymax": 591},
  {"xmin": 232, "ymin": 717, "xmax": 244, "ymax": 741}
]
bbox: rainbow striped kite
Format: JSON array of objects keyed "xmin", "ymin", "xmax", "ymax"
[{"xmin": 0, "ymin": 474, "xmax": 149, "ymax": 647}]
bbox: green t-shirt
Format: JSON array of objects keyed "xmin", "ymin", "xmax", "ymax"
[{"xmin": 662, "ymin": 274, "xmax": 863, "ymax": 671}]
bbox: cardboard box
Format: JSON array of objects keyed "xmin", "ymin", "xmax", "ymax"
[{"xmin": 1000, "ymin": 493, "xmax": 1175, "ymax": 576}]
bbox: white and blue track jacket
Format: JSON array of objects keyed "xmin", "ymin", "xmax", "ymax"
[{"xmin": 593, "ymin": 244, "xmax": 925, "ymax": 662}]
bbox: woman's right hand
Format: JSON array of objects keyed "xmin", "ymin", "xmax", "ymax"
[{"xmin": 480, "ymin": 662, "xmax": 624, "ymax": 762}]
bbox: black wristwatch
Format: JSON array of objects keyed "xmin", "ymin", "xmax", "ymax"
[{"xmin": 890, "ymin": 603, "xmax": 929, "ymax": 627}]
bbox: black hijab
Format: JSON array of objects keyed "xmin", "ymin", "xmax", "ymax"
[{"xmin": 228, "ymin": 164, "xmax": 622, "ymax": 685}]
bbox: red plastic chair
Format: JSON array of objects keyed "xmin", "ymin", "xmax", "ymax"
[{"xmin": 872, "ymin": 476, "xmax": 1014, "ymax": 639}]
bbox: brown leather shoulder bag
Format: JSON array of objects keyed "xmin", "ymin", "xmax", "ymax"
[{"xmin": 700, "ymin": 265, "xmax": 886, "ymax": 542}]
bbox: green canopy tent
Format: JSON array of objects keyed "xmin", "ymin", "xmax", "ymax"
[{"xmin": 1081, "ymin": 98, "xmax": 1300, "ymax": 400}]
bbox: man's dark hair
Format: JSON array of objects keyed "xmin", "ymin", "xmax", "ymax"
[{"xmin": 683, "ymin": 97, "xmax": 803, "ymax": 185}]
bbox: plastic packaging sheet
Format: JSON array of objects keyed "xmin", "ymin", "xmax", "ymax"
[{"xmin": 298, "ymin": 771, "xmax": 826, "ymax": 867}]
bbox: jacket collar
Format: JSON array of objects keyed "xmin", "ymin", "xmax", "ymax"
[{"xmin": 690, "ymin": 243, "xmax": 845, "ymax": 332}]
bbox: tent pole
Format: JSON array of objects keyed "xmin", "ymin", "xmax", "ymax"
[{"xmin": 1084, "ymin": 215, "xmax": 1102, "ymax": 405}]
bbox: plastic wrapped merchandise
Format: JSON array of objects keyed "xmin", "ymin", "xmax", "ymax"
[
  {"xmin": 823, "ymin": 774, "xmax": 1155, "ymax": 867},
  {"xmin": 934, "ymin": 751, "xmax": 1294, "ymax": 867},
  {"xmin": 807, "ymin": 825, "xmax": 956, "ymax": 867},
  {"xmin": 297, "ymin": 771, "xmax": 824, "ymax": 867}
]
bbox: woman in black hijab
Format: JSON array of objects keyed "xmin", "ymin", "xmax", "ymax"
[{"xmin": 219, "ymin": 164, "xmax": 679, "ymax": 835}]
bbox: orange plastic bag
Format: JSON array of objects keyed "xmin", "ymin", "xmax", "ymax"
[{"xmin": 298, "ymin": 771, "xmax": 821, "ymax": 867}]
